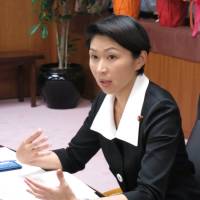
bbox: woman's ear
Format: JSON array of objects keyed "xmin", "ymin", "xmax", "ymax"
[{"xmin": 134, "ymin": 51, "xmax": 148, "ymax": 71}]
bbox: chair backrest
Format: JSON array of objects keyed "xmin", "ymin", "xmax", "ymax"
[{"xmin": 186, "ymin": 95, "xmax": 200, "ymax": 182}]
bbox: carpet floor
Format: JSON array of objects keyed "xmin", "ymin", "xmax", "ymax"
[{"xmin": 0, "ymin": 98, "xmax": 118, "ymax": 192}]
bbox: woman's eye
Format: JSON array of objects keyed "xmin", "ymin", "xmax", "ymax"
[
  {"xmin": 90, "ymin": 55, "xmax": 98, "ymax": 60},
  {"xmin": 108, "ymin": 55, "xmax": 117, "ymax": 60}
]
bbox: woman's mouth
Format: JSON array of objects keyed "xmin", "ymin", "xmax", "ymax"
[{"xmin": 99, "ymin": 80, "xmax": 112, "ymax": 88}]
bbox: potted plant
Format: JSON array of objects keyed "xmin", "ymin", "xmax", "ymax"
[{"xmin": 30, "ymin": 0, "xmax": 110, "ymax": 109}]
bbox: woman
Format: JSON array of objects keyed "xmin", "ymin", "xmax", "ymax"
[{"xmin": 17, "ymin": 15, "xmax": 200, "ymax": 200}]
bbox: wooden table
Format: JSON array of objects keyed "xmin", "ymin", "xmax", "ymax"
[{"xmin": 0, "ymin": 51, "xmax": 44, "ymax": 107}]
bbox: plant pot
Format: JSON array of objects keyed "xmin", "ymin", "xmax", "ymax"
[{"xmin": 38, "ymin": 63, "xmax": 85, "ymax": 109}]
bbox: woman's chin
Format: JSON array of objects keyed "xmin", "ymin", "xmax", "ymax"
[{"xmin": 100, "ymin": 87, "xmax": 114, "ymax": 95}]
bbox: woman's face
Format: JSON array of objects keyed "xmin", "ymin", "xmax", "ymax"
[{"xmin": 89, "ymin": 35, "xmax": 142, "ymax": 97}]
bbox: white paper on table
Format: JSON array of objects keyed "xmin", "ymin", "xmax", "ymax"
[
  {"xmin": 30, "ymin": 171, "xmax": 99, "ymax": 199},
  {"xmin": 0, "ymin": 147, "xmax": 99, "ymax": 200},
  {"xmin": 0, "ymin": 147, "xmax": 16, "ymax": 161},
  {"xmin": 0, "ymin": 172, "xmax": 39, "ymax": 200},
  {"xmin": 0, "ymin": 147, "xmax": 44, "ymax": 176},
  {"xmin": 0, "ymin": 147, "xmax": 45, "ymax": 200}
]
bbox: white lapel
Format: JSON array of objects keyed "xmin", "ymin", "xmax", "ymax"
[{"xmin": 90, "ymin": 74, "xmax": 149, "ymax": 146}]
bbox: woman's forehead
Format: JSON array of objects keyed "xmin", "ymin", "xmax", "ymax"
[{"xmin": 90, "ymin": 35, "xmax": 125, "ymax": 51}]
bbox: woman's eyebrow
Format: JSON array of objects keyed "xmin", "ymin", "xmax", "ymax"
[
  {"xmin": 89, "ymin": 48, "xmax": 96, "ymax": 52},
  {"xmin": 89, "ymin": 47, "xmax": 118, "ymax": 52}
]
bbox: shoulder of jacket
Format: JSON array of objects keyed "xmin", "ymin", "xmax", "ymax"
[{"xmin": 147, "ymin": 82, "xmax": 177, "ymax": 105}]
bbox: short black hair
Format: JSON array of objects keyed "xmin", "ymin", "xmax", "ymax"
[{"xmin": 85, "ymin": 15, "xmax": 151, "ymax": 74}]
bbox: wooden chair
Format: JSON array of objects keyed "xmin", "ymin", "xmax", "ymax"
[
  {"xmin": 186, "ymin": 95, "xmax": 200, "ymax": 183},
  {"xmin": 103, "ymin": 188, "xmax": 122, "ymax": 197}
]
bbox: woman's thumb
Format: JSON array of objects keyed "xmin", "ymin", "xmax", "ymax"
[{"xmin": 57, "ymin": 169, "xmax": 66, "ymax": 185}]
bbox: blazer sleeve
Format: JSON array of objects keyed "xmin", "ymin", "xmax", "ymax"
[
  {"xmin": 53, "ymin": 93, "xmax": 105, "ymax": 173},
  {"xmin": 124, "ymin": 99, "xmax": 183, "ymax": 200}
]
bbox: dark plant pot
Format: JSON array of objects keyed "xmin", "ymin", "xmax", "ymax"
[{"xmin": 38, "ymin": 63, "xmax": 85, "ymax": 109}]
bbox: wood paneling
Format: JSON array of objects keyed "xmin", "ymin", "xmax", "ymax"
[
  {"xmin": 145, "ymin": 53, "xmax": 200, "ymax": 137},
  {"xmin": 0, "ymin": 4, "xmax": 200, "ymax": 137},
  {"xmin": 0, "ymin": 1, "xmax": 54, "ymax": 99}
]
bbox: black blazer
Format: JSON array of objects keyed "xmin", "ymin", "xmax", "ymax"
[{"xmin": 54, "ymin": 82, "xmax": 200, "ymax": 200}]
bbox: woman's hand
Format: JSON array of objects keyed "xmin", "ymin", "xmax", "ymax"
[
  {"xmin": 25, "ymin": 169, "xmax": 77, "ymax": 200},
  {"xmin": 16, "ymin": 129, "xmax": 51, "ymax": 165}
]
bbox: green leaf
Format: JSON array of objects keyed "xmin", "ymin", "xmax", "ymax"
[
  {"xmin": 30, "ymin": 24, "xmax": 41, "ymax": 35},
  {"xmin": 41, "ymin": 0, "xmax": 54, "ymax": 9},
  {"xmin": 32, "ymin": 0, "xmax": 37, "ymax": 4},
  {"xmin": 41, "ymin": 25, "xmax": 48, "ymax": 39}
]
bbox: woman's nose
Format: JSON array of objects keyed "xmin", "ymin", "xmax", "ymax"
[{"xmin": 96, "ymin": 60, "xmax": 107, "ymax": 73}]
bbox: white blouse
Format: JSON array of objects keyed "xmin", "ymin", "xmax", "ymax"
[{"xmin": 90, "ymin": 74, "xmax": 149, "ymax": 146}]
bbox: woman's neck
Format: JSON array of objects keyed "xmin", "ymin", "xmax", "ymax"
[
  {"xmin": 114, "ymin": 100, "xmax": 123, "ymax": 129},
  {"xmin": 113, "ymin": 78, "xmax": 136, "ymax": 128}
]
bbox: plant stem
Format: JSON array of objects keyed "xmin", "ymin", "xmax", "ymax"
[
  {"xmin": 56, "ymin": 25, "xmax": 62, "ymax": 69},
  {"xmin": 64, "ymin": 20, "xmax": 70, "ymax": 69}
]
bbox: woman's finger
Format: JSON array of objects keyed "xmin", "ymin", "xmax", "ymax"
[
  {"xmin": 25, "ymin": 129, "xmax": 43, "ymax": 144},
  {"xmin": 25, "ymin": 177, "xmax": 49, "ymax": 191},
  {"xmin": 25, "ymin": 178, "xmax": 53, "ymax": 200},
  {"xmin": 26, "ymin": 189, "xmax": 44, "ymax": 199},
  {"xmin": 25, "ymin": 178, "xmax": 43, "ymax": 194},
  {"xmin": 31, "ymin": 136, "xmax": 48, "ymax": 147},
  {"xmin": 57, "ymin": 169, "xmax": 66, "ymax": 186},
  {"xmin": 32, "ymin": 143, "xmax": 51, "ymax": 152}
]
